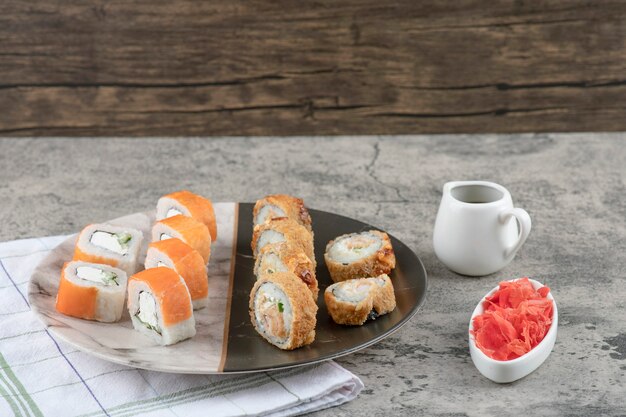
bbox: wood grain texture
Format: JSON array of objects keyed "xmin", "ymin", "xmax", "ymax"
[{"xmin": 0, "ymin": 0, "xmax": 625, "ymax": 136}]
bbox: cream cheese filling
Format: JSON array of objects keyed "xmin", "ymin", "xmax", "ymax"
[
  {"xmin": 166, "ymin": 208, "xmax": 184, "ymax": 218},
  {"xmin": 76, "ymin": 266, "xmax": 118, "ymax": 286},
  {"xmin": 136, "ymin": 292, "xmax": 161, "ymax": 334},
  {"xmin": 90, "ymin": 231, "xmax": 131, "ymax": 255}
]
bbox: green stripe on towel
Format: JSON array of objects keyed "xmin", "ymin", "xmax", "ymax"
[
  {"xmin": 0, "ymin": 374, "xmax": 24, "ymax": 417},
  {"xmin": 0, "ymin": 352, "xmax": 43, "ymax": 417}
]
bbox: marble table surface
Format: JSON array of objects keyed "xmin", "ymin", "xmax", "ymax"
[{"xmin": 1, "ymin": 134, "xmax": 624, "ymax": 416}]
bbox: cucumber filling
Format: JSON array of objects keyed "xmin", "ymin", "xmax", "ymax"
[
  {"xmin": 90, "ymin": 231, "xmax": 132, "ymax": 255},
  {"xmin": 76, "ymin": 266, "xmax": 118, "ymax": 286},
  {"xmin": 136, "ymin": 291, "xmax": 162, "ymax": 335}
]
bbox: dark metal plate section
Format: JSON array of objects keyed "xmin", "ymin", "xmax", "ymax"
[{"xmin": 222, "ymin": 203, "xmax": 427, "ymax": 372}]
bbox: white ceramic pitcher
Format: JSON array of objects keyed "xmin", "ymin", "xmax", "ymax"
[{"xmin": 433, "ymin": 181, "xmax": 531, "ymax": 276}]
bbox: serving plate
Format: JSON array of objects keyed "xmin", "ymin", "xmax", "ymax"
[{"xmin": 29, "ymin": 203, "xmax": 427, "ymax": 374}]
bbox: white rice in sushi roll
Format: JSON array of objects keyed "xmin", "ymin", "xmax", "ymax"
[
  {"xmin": 56, "ymin": 261, "xmax": 128, "ymax": 323},
  {"xmin": 73, "ymin": 223, "xmax": 143, "ymax": 276},
  {"xmin": 324, "ymin": 230, "xmax": 395, "ymax": 282},
  {"xmin": 251, "ymin": 217, "xmax": 315, "ymax": 265},
  {"xmin": 127, "ymin": 268, "xmax": 196, "ymax": 346},
  {"xmin": 252, "ymin": 194, "xmax": 313, "ymax": 233},
  {"xmin": 254, "ymin": 242, "xmax": 318, "ymax": 300},
  {"xmin": 249, "ymin": 272, "xmax": 317, "ymax": 350},
  {"xmin": 324, "ymin": 274, "xmax": 396, "ymax": 326}
]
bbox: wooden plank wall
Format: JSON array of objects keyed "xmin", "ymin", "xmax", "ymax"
[{"xmin": 1, "ymin": 0, "xmax": 624, "ymax": 136}]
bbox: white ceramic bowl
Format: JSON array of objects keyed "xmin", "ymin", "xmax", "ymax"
[{"xmin": 468, "ymin": 278, "xmax": 558, "ymax": 383}]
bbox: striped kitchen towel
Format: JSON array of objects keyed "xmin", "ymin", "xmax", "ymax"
[{"xmin": 0, "ymin": 236, "xmax": 363, "ymax": 417}]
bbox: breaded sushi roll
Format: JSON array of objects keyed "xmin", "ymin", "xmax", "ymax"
[
  {"xmin": 253, "ymin": 194, "xmax": 312, "ymax": 232},
  {"xmin": 370, "ymin": 274, "xmax": 396, "ymax": 315},
  {"xmin": 128, "ymin": 268, "xmax": 196, "ymax": 346},
  {"xmin": 56, "ymin": 261, "xmax": 128, "ymax": 323},
  {"xmin": 251, "ymin": 217, "xmax": 314, "ymax": 264},
  {"xmin": 156, "ymin": 190, "xmax": 218, "ymax": 241},
  {"xmin": 254, "ymin": 242, "xmax": 319, "ymax": 300},
  {"xmin": 324, "ymin": 274, "xmax": 396, "ymax": 326},
  {"xmin": 73, "ymin": 223, "xmax": 144, "ymax": 276},
  {"xmin": 324, "ymin": 230, "xmax": 395, "ymax": 283},
  {"xmin": 249, "ymin": 272, "xmax": 317, "ymax": 350},
  {"xmin": 152, "ymin": 215, "xmax": 211, "ymax": 264},
  {"xmin": 145, "ymin": 239, "xmax": 208, "ymax": 310}
]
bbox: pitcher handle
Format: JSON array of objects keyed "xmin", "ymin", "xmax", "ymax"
[{"xmin": 498, "ymin": 208, "xmax": 532, "ymax": 259}]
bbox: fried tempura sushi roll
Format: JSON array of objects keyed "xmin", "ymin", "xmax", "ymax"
[
  {"xmin": 56, "ymin": 261, "xmax": 128, "ymax": 323},
  {"xmin": 325, "ymin": 274, "xmax": 396, "ymax": 326},
  {"xmin": 152, "ymin": 215, "xmax": 211, "ymax": 264},
  {"xmin": 128, "ymin": 268, "xmax": 196, "ymax": 346},
  {"xmin": 253, "ymin": 194, "xmax": 312, "ymax": 233},
  {"xmin": 249, "ymin": 272, "xmax": 317, "ymax": 350},
  {"xmin": 324, "ymin": 230, "xmax": 395, "ymax": 283},
  {"xmin": 251, "ymin": 217, "xmax": 314, "ymax": 264},
  {"xmin": 370, "ymin": 274, "xmax": 396, "ymax": 315},
  {"xmin": 254, "ymin": 242, "xmax": 318, "ymax": 300},
  {"xmin": 156, "ymin": 190, "xmax": 217, "ymax": 242},
  {"xmin": 73, "ymin": 223, "xmax": 144, "ymax": 276},
  {"xmin": 145, "ymin": 238, "xmax": 208, "ymax": 310}
]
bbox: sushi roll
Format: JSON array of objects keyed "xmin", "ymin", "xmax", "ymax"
[
  {"xmin": 324, "ymin": 230, "xmax": 395, "ymax": 283},
  {"xmin": 254, "ymin": 242, "xmax": 318, "ymax": 300},
  {"xmin": 251, "ymin": 217, "xmax": 315, "ymax": 264},
  {"xmin": 156, "ymin": 190, "xmax": 218, "ymax": 241},
  {"xmin": 55, "ymin": 261, "xmax": 128, "ymax": 323},
  {"xmin": 370, "ymin": 274, "xmax": 396, "ymax": 315},
  {"xmin": 249, "ymin": 272, "xmax": 317, "ymax": 350},
  {"xmin": 145, "ymin": 238, "xmax": 208, "ymax": 310},
  {"xmin": 324, "ymin": 274, "xmax": 396, "ymax": 326},
  {"xmin": 152, "ymin": 215, "xmax": 211, "ymax": 264},
  {"xmin": 128, "ymin": 267, "xmax": 196, "ymax": 346},
  {"xmin": 73, "ymin": 223, "xmax": 144, "ymax": 276},
  {"xmin": 253, "ymin": 194, "xmax": 312, "ymax": 233}
]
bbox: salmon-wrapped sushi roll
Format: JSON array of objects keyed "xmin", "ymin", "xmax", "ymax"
[
  {"xmin": 249, "ymin": 272, "xmax": 317, "ymax": 350},
  {"xmin": 152, "ymin": 215, "xmax": 211, "ymax": 264},
  {"xmin": 128, "ymin": 268, "xmax": 196, "ymax": 346},
  {"xmin": 73, "ymin": 224, "xmax": 143, "ymax": 276},
  {"xmin": 145, "ymin": 238, "xmax": 208, "ymax": 310},
  {"xmin": 254, "ymin": 242, "xmax": 318, "ymax": 300},
  {"xmin": 324, "ymin": 231, "xmax": 395, "ymax": 282},
  {"xmin": 324, "ymin": 274, "xmax": 396, "ymax": 326},
  {"xmin": 251, "ymin": 218, "xmax": 314, "ymax": 264},
  {"xmin": 56, "ymin": 261, "xmax": 128, "ymax": 322},
  {"xmin": 253, "ymin": 194, "xmax": 312, "ymax": 233},
  {"xmin": 156, "ymin": 190, "xmax": 217, "ymax": 241}
]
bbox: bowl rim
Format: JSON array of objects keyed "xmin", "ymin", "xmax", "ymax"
[{"xmin": 468, "ymin": 277, "xmax": 558, "ymax": 365}]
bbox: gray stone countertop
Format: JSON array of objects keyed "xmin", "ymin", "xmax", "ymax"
[{"xmin": 0, "ymin": 134, "xmax": 624, "ymax": 416}]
